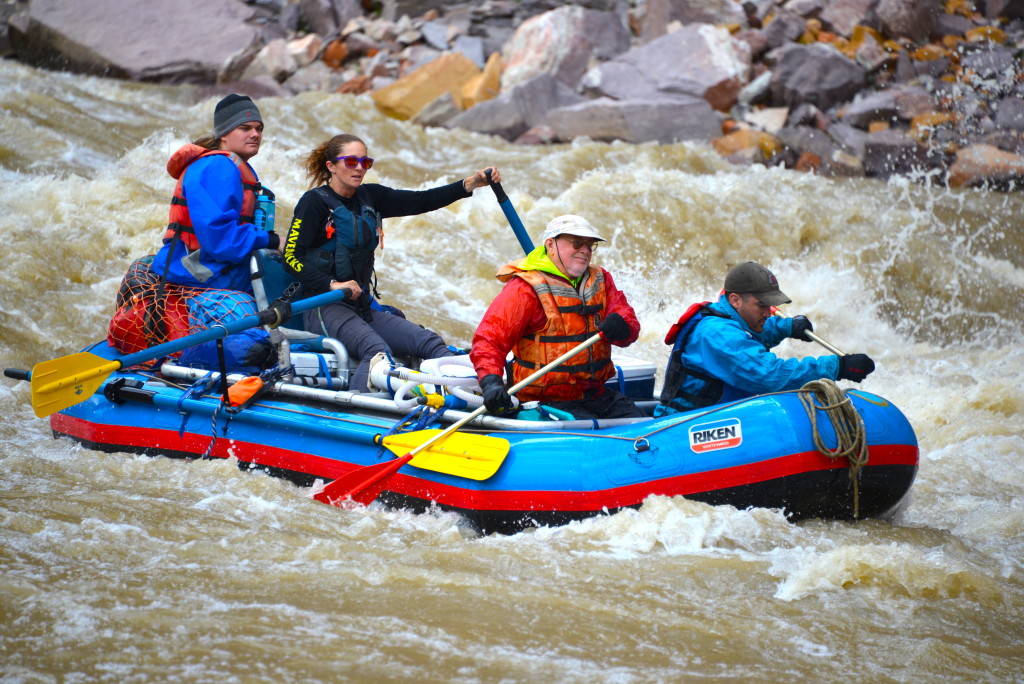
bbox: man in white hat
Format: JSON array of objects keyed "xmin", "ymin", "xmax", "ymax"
[{"xmin": 470, "ymin": 215, "xmax": 644, "ymax": 420}]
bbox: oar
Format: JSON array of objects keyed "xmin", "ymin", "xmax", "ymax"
[
  {"xmin": 312, "ymin": 332, "xmax": 605, "ymax": 507},
  {"xmin": 486, "ymin": 169, "xmax": 534, "ymax": 254},
  {"xmin": 30, "ymin": 288, "xmax": 352, "ymax": 418},
  {"xmin": 773, "ymin": 308, "xmax": 846, "ymax": 356}
]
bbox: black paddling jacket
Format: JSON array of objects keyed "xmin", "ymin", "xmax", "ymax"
[{"xmin": 283, "ymin": 180, "xmax": 470, "ymax": 312}]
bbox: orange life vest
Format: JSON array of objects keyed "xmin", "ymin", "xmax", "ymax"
[
  {"xmin": 500, "ymin": 263, "xmax": 614, "ymax": 402},
  {"xmin": 162, "ymin": 144, "xmax": 259, "ymax": 251}
]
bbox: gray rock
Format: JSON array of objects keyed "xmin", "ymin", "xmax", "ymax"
[
  {"xmin": 420, "ymin": 21, "xmax": 449, "ymax": 50},
  {"xmin": 763, "ymin": 10, "xmax": 806, "ymax": 50},
  {"xmin": 819, "ymin": 0, "xmax": 873, "ymax": 37},
  {"xmin": 932, "ymin": 13, "xmax": 974, "ymax": 38},
  {"xmin": 501, "ymin": 6, "xmax": 629, "ymax": 91},
  {"xmin": 995, "ymin": 96, "xmax": 1024, "ymax": 131},
  {"xmin": 960, "ymin": 46, "xmax": 1019, "ymax": 82},
  {"xmin": 300, "ymin": 0, "xmax": 363, "ymax": 39},
  {"xmin": 447, "ymin": 73, "xmax": 585, "ymax": 141},
  {"xmin": 777, "ymin": 125, "xmax": 839, "ymax": 160},
  {"xmin": 841, "ymin": 90, "xmax": 899, "ymax": 129},
  {"xmin": 981, "ymin": 0, "xmax": 1024, "ymax": 21},
  {"xmin": 453, "ymin": 35, "xmax": 486, "ymax": 69},
  {"xmin": 548, "ymin": 97, "xmax": 722, "ymax": 144},
  {"xmin": 770, "ymin": 43, "xmax": 867, "ymax": 111},
  {"xmin": 641, "ymin": 0, "xmax": 749, "ymax": 43},
  {"xmin": 8, "ymin": 0, "xmax": 261, "ymax": 83},
  {"xmin": 738, "ymin": 70, "xmax": 773, "ymax": 105},
  {"xmin": 412, "ymin": 92, "xmax": 461, "ymax": 128},
  {"xmin": 876, "ymin": 0, "xmax": 937, "ymax": 43},
  {"xmin": 783, "ymin": 0, "xmax": 826, "ymax": 18},
  {"xmin": 863, "ymin": 128, "xmax": 931, "ymax": 179},
  {"xmin": 893, "ymin": 86, "xmax": 937, "ymax": 119},
  {"xmin": 827, "ymin": 121, "xmax": 869, "ymax": 157},
  {"xmin": 582, "ymin": 23, "xmax": 752, "ymax": 112}
]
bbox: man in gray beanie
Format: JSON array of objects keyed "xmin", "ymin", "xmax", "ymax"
[
  {"xmin": 152, "ymin": 93, "xmax": 280, "ymax": 295},
  {"xmin": 213, "ymin": 94, "xmax": 264, "ymax": 141},
  {"xmin": 656, "ymin": 261, "xmax": 876, "ymax": 415}
]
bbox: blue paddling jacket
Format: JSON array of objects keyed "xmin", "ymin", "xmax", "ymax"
[{"xmin": 657, "ymin": 294, "xmax": 840, "ymax": 415}]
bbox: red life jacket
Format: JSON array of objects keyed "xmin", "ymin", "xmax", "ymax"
[
  {"xmin": 663, "ymin": 300, "xmax": 712, "ymax": 345},
  {"xmin": 499, "ymin": 263, "xmax": 614, "ymax": 402},
  {"xmin": 162, "ymin": 144, "xmax": 259, "ymax": 251}
]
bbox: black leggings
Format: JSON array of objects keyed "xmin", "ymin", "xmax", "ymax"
[{"xmin": 305, "ymin": 303, "xmax": 452, "ymax": 392}]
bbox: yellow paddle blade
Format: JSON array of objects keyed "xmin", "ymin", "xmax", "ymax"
[
  {"xmin": 30, "ymin": 352, "xmax": 121, "ymax": 418},
  {"xmin": 382, "ymin": 429, "xmax": 510, "ymax": 481}
]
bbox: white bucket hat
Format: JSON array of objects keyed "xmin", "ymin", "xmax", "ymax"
[{"xmin": 541, "ymin": 214, "xmax": 607, "ymax": 243}]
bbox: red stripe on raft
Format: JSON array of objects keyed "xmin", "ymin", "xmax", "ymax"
[
  {"xmin": 51, "ymin": 413, "xmax": 918, "ymax": 513},
  {"xmin": 50, "ymin": 413, "xmax": 364, "ymax": 480}
]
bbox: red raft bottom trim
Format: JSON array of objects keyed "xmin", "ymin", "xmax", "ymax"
[{"xmin": 53, "ymin": 413, "xmax": 917, "ymax": 515}]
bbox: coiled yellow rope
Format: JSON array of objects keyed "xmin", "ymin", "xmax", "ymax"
[{"xmin": 798, "ymin": 379, "xmax": 870, "ymax": 518}]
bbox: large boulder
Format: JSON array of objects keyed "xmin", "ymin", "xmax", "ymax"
[
  {"xmin": 501, "ymin": 6, "xmax": 630, "ymax": 91},
  {"xmin": 581, "ymin": 23, "xmax": 752, "ymax": 112},
  {"xmin": 548, "ymin": 96, "xmax": 721, "ymax": 144},
  {"xmin": 446, "ymin": 74, "xmax": 585, "ymax": 141},
  {"xmin": 770, "ymin": 43, "xmax": 867, "ymax": 111},
  {"xmin": 7, "ymin": 0, "xmax": 261, "ymax": 83},
  {"xmin": 371, "ymin": 52, "xmax": 480, "ymax": 120}
]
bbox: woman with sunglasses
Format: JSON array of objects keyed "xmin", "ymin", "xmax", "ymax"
[{"xmin": 283, "ymin": 133, "xmax": 501, "ymax": 393}]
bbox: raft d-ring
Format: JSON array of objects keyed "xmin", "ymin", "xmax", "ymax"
[{"xmin": 633, "ymin": 437, "xmax": 651, "ymax": 453}]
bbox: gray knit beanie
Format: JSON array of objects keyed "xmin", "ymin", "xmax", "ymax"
[{"xmin": 213, "ymin": 94, "xmax": 263, "ymax": 139}]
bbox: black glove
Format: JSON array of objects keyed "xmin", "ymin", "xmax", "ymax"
[
  {"xmin": 267, "ymin": 232, "xmax": 281, "ymax": 250},
  {"xmin": 479, "ymin": 374, "xmax": 514, "ymax": 414},
  {"xmin": 791, "ymin": 315, "xmax": 813, "ymax": 342},
  {"xmin": 837, "ymin": 354, "xmax": 875, "ymax": 383},
  {"xmin": 598, "ymin": 313, "xmax": 631, "ymax": 343}
]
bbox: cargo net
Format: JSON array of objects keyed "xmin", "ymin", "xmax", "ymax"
[{"xmin": 107, "ymin": 255, "xmax": 260, "ymax": 357}]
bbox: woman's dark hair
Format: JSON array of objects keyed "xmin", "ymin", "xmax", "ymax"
[{"xmin": 303, "ymin": 134, "xmax": 367, "ymax": 188}]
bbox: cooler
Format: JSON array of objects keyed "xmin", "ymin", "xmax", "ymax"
[{"xmin": 606, "ymin": 354, "xmax": 657, "ymax": 399}]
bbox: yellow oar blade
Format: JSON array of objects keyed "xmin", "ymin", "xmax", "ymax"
[
  {"xmin": 30, "ymin": 352, "xmax": 121, "ymax": 418},
  {"xmin": 382, "ymin": 429, "xmax": 510, "ymax": 481}
]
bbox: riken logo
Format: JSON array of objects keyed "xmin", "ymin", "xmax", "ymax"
[{"xmin": 688, "ymin": 418, "xmax": 743, "ymax": 453}]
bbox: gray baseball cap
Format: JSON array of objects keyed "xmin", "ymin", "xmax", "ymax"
[{"xmin": 724, "ymin": 262, "xmax": 792, "ymax": 306}]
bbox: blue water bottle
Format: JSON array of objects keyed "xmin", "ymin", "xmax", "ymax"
[{"xmin": 255, "ymin": 187, "xmax": 276, "ymax": 232}]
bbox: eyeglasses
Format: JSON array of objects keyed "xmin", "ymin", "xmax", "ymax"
[
  {"xmin": 334, "ymin": 155, "xmax": 374, "ymax": 169},
  {"xmin": 559, "ymin": 237, "xmax": 598, "ymax": 252}
]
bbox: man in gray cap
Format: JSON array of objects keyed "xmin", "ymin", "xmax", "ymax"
[
  {"xmin": 153, "ymin": 93, "xmax": 281, "ymax": 294},
  {"xmin": 656, "ymin": 261, "xmax": 876, "ymax": 415},
  {"xmin": 470, "ymin": 214, "xmax": 645, "ymax": 420}
]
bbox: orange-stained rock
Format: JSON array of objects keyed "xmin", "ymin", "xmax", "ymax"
[
  {"xmin": 948, "ymin": 144, "xmax": 1024, "ymax": 188},
  {"xmin": 912, "ymin": 44, "xmax": 948, "ymax": 61},
  {"xmin": 847, "ymin": 25, "xmax": 883, "ymax": 53},
  {"xmin": 868, "ymin": 121, "xmax": 890, "ymax": 133},
  {"xmin": 909, "ymin": 112, "xmax": 956, "ymax": 141},
  {"xmin": 322, "ymin": 39, "xmax": 348, "ymax": 69},
  {"xmin": 461, "ymin": 51, "xmax": 502, "ymax": 110},
  {"xmin": 712, "ymin": 129, "xmax": 783, "ymax": 159},
  {"xmin": 795, "ymin": 151, "xmax": 821, "ymax": 172},
  {"xmin": 945, "ymin": 0, "xmax": 973, "ymax": 18},
  {"xmin": 966, "ymin": 26, "xmax": 1006, "ymax": 43},
  {"xmin": 371, "ymin": 52, "xmax": 481, "ymax": 120},
  {"xmin": 337, "ymin": 75, "xmax": 372, "ymax": 94}
]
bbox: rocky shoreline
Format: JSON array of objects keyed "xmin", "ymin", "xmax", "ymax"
[{"xmin": 4, "ymin": 0, "xmax": 1024, "ymax": 190}]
